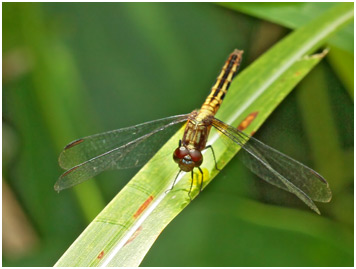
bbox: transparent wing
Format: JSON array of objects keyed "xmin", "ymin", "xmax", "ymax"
[
  {"xmin": 59, "ymin": 114, "xmax": 188, "ymax": 170},
  {"xmin": 212, "ymin": 118, "xmax": 332, "ymax": 214},
  {"xmin": 55, "ymin": 114, "xmax": 189, "ymax": 192}
]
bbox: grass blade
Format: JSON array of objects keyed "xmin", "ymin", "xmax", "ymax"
[{"xmin": 218, "ymin": 2, "xmax": 354, "ymax": 54}]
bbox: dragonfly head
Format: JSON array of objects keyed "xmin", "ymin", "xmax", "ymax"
[{"xmin": 173, "ymin": 146, "xmax": 203, "ymax": 172}]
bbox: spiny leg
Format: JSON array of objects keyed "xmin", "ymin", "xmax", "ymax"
[
  {"xmin": 198, "ymin": 167, "xmax": 204, "ymax": 193},
  {"xmin": 187, "ymin": 168, "xmax": 204, "ymax": 200},
  {"xmin": 205, "ymin": 145, "xmax": 221, "ymax": 171},
  {"xmin": 188, "ymin": 171, "xmax": 194, "ymax": 201},
  {"xmin": 165, "ymin": 169, "xmax": 182, "ymax": 194}
]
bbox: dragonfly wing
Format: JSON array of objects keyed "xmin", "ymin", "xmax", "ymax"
[
  {"xmin": 55, "ymin": 114, "xmax": 189, "ymax": 192},
  {"xmin": 212, "ymin": 118, "xmax": 332, "ymax": 214},
  {"xmin": 59, "ymin": 114, "xmax": 189, "ymax": 169}
]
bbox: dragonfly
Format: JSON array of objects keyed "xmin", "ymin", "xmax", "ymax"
[{"xmin": 55, "ymin": 49, "xmax": 332, "ymax": 214}]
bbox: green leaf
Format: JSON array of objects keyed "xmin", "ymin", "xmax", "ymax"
[
  {"xmin": 218, "ymin": 2, "xmax": 354, "ymax": 54},
  {"xmin": 327, "ymin": 46, "xmax": 354, "ymax": 99},
  {"xmin": 218, "ymin": 3, "xmax": 354, "ymax": 103},
  {"xmin": 54, "ymin": 3, "xmax": 353, "ymax": 267}
]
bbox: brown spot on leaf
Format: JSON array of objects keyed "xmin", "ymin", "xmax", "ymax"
[
  {"xmin": 237, "ymin": 112, "xmax": 258, "ymax": 131},
  {"xmin": 124, "ymin": 226, "xmax": 142, "ymax": 246},
  {"xmin": 97, "ymin": 251, "xmax": 104, "ymax": 259},
  {"xmin": 133, "ymin": 196, "xmax": 154, "ymax": 218}
]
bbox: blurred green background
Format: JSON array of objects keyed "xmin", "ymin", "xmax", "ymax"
[{"xmin": 3, "ymin": 2, "xmax": 353, "ymax": 266}]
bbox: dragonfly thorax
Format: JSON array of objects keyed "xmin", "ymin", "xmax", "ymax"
[{"xmin": 173, "ymin": 146, "xmax": 203, "ymax": 172}]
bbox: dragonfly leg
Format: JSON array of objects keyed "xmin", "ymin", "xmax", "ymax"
[
  {"xmin": 198, "ymin": 167, "xmax": 204, "ymax": 193},
  {"xmin": 188, "ymin": 171, "xmax": 194, "ymax": 201},
  {"xmin": 165, "ymin": 169, "xmax": 182, "ymax": 194},
  {"xmin": 205, "ymin": 145, "xmax": 221, "ymax": 171}
]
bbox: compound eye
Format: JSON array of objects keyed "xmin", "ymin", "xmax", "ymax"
[
  {"xmin": 189, "ymin": 149, "xmax": 202, "ymax": 162},
  {"xmin": 173, "ymin": 147, "xmax": 189, "ymax": 163}
]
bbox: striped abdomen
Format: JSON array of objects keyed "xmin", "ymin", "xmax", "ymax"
[{"xmin": 198, "ymin": 49, "xmax": 243, "ymax": 119}]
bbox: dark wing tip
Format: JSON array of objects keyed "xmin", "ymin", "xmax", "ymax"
[
  {"xmin": 309, "ymin": 170, "xmax": 332, "ymax": 203},
  {"xmin": 61, "ymin": 166, "xmax": 79, "ymax": 177},
  {"xmin": 64, "ymin": 138, "xmax": 85, "ymax": 150},
  {"xmin": 59, "ymin": 139, "xmax": 85, "ymax": 169},
  {"xmin": 54, "ymin": 166, "xmax": 80, "ymax": 192},
  {"xmin": 310, "ymin": 169, "xmax": 328, "ymax": 185}
]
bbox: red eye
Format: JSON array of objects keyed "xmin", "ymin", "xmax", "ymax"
[
  {"xmin": 189, "ymin": 149, "xmax": 202, "ymax": 162},
  {"xmin": 173, "ymin": 147, "xmax": 189, "ymax": 163}
]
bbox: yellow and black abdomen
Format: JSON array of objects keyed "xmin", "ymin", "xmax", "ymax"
[{"xmin": 199, "ymin": 49, "xmax": 243, "ymax": 118}]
